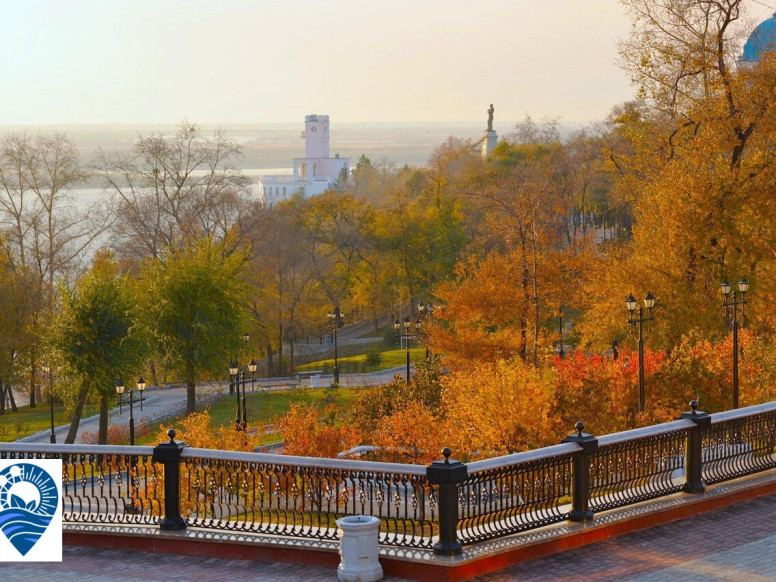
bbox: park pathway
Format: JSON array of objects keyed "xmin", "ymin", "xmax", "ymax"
[{"xmin": 16, "ymin": 366, "xmax": 407, "ymax": 445}]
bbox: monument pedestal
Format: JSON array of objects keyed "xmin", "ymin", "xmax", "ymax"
[{"xmin": 481, "ymin": 130, "xmax": 498, "ymax": 157}]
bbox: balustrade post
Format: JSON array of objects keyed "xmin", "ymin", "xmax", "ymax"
[
  {"xmin": 426, "ymin": 447, "xmax": 467, "ymax": 556},
  {"xmin": 679, "ymin": 400, "xmax": 710, "ymax": 493},
  {"xmin": 562, "ymin": 421, "xmax": 598, "ymax": 522},
  {"xmin": 152, "ymin": 428, "xmax": 187, "ymax": 530}
]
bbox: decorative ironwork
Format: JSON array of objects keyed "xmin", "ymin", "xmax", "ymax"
[
  {"xmin": 589, "ymin": 427, "xmax": 687, "ymax": 512},
  {"xmin": 0, "ymin": 445, "xmax": 161, "ymax": 526},
  {"xmin": 179, "ymin": 450, "xmax": 435, "ymax": 548},
  {"xmin": 1, "ymin": 401, "xmax": 776, "ymax": 553},
  {"xmin": 457, "ymin": 446, "xmax": 576, "ymax": 545},
  {"xmin": 703, "ymin": 408, "xmax": 776, "ymax": 485}
]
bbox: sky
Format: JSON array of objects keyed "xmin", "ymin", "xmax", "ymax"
[{"xmin": 2, "ymin": 0, "xmax": 776, "ymax": 126}]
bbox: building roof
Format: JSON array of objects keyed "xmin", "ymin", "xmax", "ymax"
[{"xmin": 742, "ymin": 13, "xmax": 776, "ymax": 62}]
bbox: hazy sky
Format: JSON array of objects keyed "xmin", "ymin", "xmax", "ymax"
[{"xmin": 2, "ymin": 0, "xmax": 775, "ymax": 126}]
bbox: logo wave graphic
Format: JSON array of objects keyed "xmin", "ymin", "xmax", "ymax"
[
  {"xmin": 0, "ymin": 508, "xmax": 52, "ymax": 556},
  {"xmin": 0, "ymin": 463, "xmax": 58, "ymax": 557}
]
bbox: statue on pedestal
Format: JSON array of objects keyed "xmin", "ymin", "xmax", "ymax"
[{"xmin": 487, "ymin": 104, "xmax": 494, "ymax": 132}]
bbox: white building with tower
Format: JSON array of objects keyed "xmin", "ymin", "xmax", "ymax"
[{"xmin": 259, "ymin": 114, "xmax": 350, "ymax": 199}]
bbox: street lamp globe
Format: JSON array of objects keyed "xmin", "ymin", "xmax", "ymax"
[
  {"xmin": 248, "ymin": 359, "xmax": 258, "ymax": 374},
  {"xmin": 644, "ymin": 292, "xmax": 656, "ymax": 310},
  {"xmin": 414, "ymin": 318, "xmax": 421, "ymax": 331},
  {"xmin": 242, "ymin": 332, "xmax": 249, "ymax": 344},
  {"xmin": 115, "ymin": 380, "xmax": 125, "ymax": 395},
  {"xmin": 393, "ymin": 319, "xmax": 401, "ymax": 332},
  {"xmin": 229, "ymin": 362, "xmax": 239, "ymax": 376},
  {"xmin": 403, "ymin": 317, "xmax": 411, "ymax": 331},
  {"xmin": 625, "ymin": 294, "xmax": 637, "ymax": 313},
  {"xmin": 136, "ymin": 377, "xmax": 146, "ymax": 392},
  {"xmin": 738, "ymin": 278, "xmax": 749, "ymax": 294},
  {"xmin": 721, "ymin": 280, "xmax": 732, "ymax": 296}
]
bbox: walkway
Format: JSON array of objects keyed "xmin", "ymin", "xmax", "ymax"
[
  {"xmin": 16, "ymin": 367, "xmax": 406, "ymax": 445},
  {"xmin": 4, "ymin": 491, "xmax": 776, "ymax": 580}
]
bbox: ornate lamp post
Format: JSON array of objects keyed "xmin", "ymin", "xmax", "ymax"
[
  {"xmin": 394, "ymin": 316, "xmax": 421, "ymax": 384},
  {"xmin": 240, "ymin": 370, "xmax": 247, "ymax": 431},
  {"xmin": 721, "ymin": 278, "xmax": 749, "ymax": 409},
  {"xmin": 116, "ymin": 380, "xmax": 135, "ymax": 446},
  {"xmin": 626, "ymin": 291, "xmax": 656, "ymax": 413},
  {"xmin": 327, "ymin": 306, "xmax": 343, "ymax": 386},
  {"xmin": 42, "ymin": 364, "xmax": 55, "ymax": 443},
  {"xmin": 248, "ymin": 359, "xmax": 258, "ymax": 392},
  {"xmin": 418, "ymin": 302, "xmax": 434, "ymax": 359},
  {"xmin": 136, "ymin": 377, "xmax": 146, "ymax": 411},
  {"xmin": 229, "ymin": 361, "xmax": 240, "ymax": 430}
]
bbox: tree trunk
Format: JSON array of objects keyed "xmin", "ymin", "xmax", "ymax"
[
  {"xmin": 7, "ymin": 383, "xmax": 17, "ymax": 412},
  {"xmin": 186, "ymin": 379, "xmax": 196, "ymax": 414},
  {"xmin": 0, "ymin": 379, "xmax": 5, "ymax": 415},
  {"xmin": 290, "ymin": 332, "xmax": 295, "ymax": 374},
  {"xmin": 65, "ymin": 385, "xmax": 89, "ymax": 444},
  {"xmin": 266, "ymin": 343, "xmax": 274, "ymax": 376},
  {"xmin": 98, "ymin": 395, "xmax": 108, "ymax": 445},
  {"xmin": 150, "ymin": 361, "xmax": 159, "ymax": 387},
  {"xmin": 29, "ymin": 348, "xmax": 36, "ymax": 408}
]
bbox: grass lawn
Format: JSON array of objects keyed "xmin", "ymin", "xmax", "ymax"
[
  {"xmin": 137, "ymin": 386, "xmax": 370, "ymax": 446},
  {"xmin": 0, "ymin": 402, "xmax": 99, "ymax": 442},
  {"xmin": 296, "ymin": 347, "xmax": 425, "ymax": 373}
]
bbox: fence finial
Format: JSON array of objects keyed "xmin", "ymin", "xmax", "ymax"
[
  {"xmin": 168, "ymin": 428, "xmax": 177, "ymax": 443},
  {"xmin": 575, "ymin": 421, "xmax": 585, "ymax": 437},
  {"xmin": 442, "ymin": 447, "xmax": 451, "ymax": 464}
]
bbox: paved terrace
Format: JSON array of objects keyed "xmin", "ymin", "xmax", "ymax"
[{"xmin": 4, "ymin": 489, "xmax": 775, "ymax": 581}]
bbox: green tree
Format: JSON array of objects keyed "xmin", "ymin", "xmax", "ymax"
[
  {"xmin": 47, "ymin": 253, "xmax": 146, "ymax": 443},
  {"xmin": 144, "ymin": 238, "xmax": 246, "ymax": 413}
]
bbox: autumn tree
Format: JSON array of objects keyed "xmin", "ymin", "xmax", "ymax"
[
  {"xmin": 143, "ymin": 238, "xmax": 246, "ymax": 413},
  {"xmin": 0, "ymin": 132, "xmax": 105, "ymax": 408},
  {"xmin": 47, "ymin": 253, "xmax": 147, "ymax": 444},
  {"xmin": 96, "ymin": 120, "xmax": 252, "ymax": 261}
]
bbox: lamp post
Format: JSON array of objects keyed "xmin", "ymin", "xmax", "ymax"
[
  {"xmin": 240, "ymin": 370, "xmax": 247, "ymax": 431},
  {"xmin": 327, "ymin": 306, "xmax": 343, "ymax": 386},
  {"xmin": 116, "ymin": 380, "xmax": 135, "ymax": 446},
  {"xmin": 394, "ymin": 316, "xmax": 421, "ymax": 384},
  {"xmin": 248, "ymin": 359, "xmax": 257, "ymax": 392},
  {"xmin": 136, "ymin": 377, "xmax": 146, "ymax": 411},
  {"xmin": 558, "ymin": 307, "xmax": 565, "ymax": 359},
  {"xmin": 229, "ymin": 361, "xmax": 240, "ymax": 430},
  {"xmin": 626, "ymin": 292, "xmax": 656, "ymax": 413},
  {"xmin": 42, "ymin": 365, "xmax": 55, "ymax": 443},
  {"xmin": 418, "ymin": 302, "xmax": 434, "ymax": 359},
  {"xmin": 721, "ymin": 278, "xmax": 749, "ymax": 409}
]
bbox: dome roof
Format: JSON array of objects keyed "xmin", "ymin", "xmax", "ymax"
[{"xmin": 742, "ymin": 13, "xmax": 776, "ymax": 62}]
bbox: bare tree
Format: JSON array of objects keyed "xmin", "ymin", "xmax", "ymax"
[
  {"xmin": 96, "ymin": 120, "xmax": 253, "ymax": 259},
  {"xmin": 0, "ymin": 132, "xmax": 105, "ymax": 406}
]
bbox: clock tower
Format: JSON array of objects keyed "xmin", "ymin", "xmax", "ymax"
[{"xmin": 304, "ymin": 114, "xmax": 330, "ymax": 158}]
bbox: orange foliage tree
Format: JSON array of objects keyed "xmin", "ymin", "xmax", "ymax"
[
  {"xmin": 275, "ymin": 403, "xmax": 360, "ymax": 458},
  {"xmin": 442, "ymin": 359, "xmax": 556, "ymax": 458}
]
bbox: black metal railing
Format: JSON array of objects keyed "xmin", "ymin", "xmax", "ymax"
[
  {"xmin": 0, "ymin": 444, "xmax": 161, "ymax": 526},
  {"xmin": 179, "ymin": 448, "xmax": 435, "ymax": 548},
  {"xmin": 3, "ymin": 401, "xmax": 776, "ymax": 553},
  {"xmin": 589, "ymin": 422, "xmax": 687, "ymax": 513},
  {"xmin": 702, "ymin": 406, "xmax": 776, "ymax": 485},
  {"xmin": 458, "ymin": 444, "xmax": 575, "ymax": 545}
]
